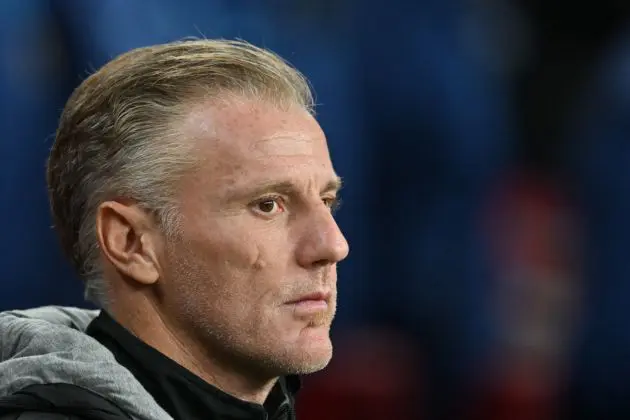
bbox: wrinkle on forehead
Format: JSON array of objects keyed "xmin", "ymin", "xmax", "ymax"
[
  {"xmin": 251, "ymin": 133, "xmax": 315, "ymax": 157},
  {"xmin": 178, "ymin": 96, "xmax": 327, "ymax": 172}
]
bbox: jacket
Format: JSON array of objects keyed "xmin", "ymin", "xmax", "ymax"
[
  {"xmin": 0, "ymin": 306, "xmax": 172, "ymax": 419},
  {"xmin": 0, "ymin": 306, "xmax": 299, "ymax": 419}
]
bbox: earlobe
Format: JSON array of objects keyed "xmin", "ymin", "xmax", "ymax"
[{"xmin": 96, "ymin": 201, "xmax": 161, "ymax": 285}]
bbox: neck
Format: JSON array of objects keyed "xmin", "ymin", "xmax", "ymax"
[{"xmin": 109, "ymin": 292, "xmax": 277, "ymax": 405}]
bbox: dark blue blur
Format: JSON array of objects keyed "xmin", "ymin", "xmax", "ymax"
[{"xmin": 2, "ymin": 1, "xmax": 630, "ymax": 418}]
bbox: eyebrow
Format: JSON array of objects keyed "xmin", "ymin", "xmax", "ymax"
[{"xmin": 227, "ymin": 176, "xmax": 343, "ymax": 201}]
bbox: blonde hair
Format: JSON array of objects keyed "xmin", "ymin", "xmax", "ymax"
[{"xmin": 47, "ymin": 39, "xmax": 314, "ymax": 306}]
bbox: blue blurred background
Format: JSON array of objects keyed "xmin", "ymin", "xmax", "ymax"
[{"xmin": 2, "ymin": 1, "xmax": 630, "ymax": 418}]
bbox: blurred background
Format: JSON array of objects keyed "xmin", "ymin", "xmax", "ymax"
[{"xmin": 2, "ymin": 0, "xmax": 630, "ymax": 418}]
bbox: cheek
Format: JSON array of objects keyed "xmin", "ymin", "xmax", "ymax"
[
  {"xmin": 179, "ymin": 237, "xmax": 277, "ymax": 305},
  {"xmin": 229, "ymin": 224, "xmax": 292, "ymax": 274},
  {"xmin": 175, "ymin": 218, "xmax": 293, "ymax": 305},
  {"xmin": 184, "ymin": 222, "xmax": 260, "ymax": 270}
]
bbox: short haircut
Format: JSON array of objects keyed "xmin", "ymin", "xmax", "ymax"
[{"xmin": 47, "ymin": 39, "xmax": 314, "ymax": 306}]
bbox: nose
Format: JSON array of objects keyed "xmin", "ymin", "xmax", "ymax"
[{"xmin": 296, "ymin": 205, "xmax": 349, "ymax": 268}]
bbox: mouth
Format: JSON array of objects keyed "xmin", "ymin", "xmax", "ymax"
[
  {"xmin": 287, "ymin": 291, "xmax": 331, "ymax": 304},
  {"xmin": 285, "ymin": 291, "xmax": 332, "ymax": 314}
]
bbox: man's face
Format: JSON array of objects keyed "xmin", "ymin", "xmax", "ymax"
[{"xmin": 159, "ymin": 96, "xmax": 349, "ymax": 376}]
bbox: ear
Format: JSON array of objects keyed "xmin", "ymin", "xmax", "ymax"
[{"xmin": 95, "ymin": 201, "xmax": 162, "ymax": 285}]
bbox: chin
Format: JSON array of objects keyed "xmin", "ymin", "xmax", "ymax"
[
  {"xmin": 284, "ymin": 330, "xmax": 334, "ymax": 374},
  {"xmin": 286, "ymin": 350, "xmax": 333, "ymax": 375}
]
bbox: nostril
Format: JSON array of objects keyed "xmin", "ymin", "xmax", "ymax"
[{"xmin": 311, "ymin": 259, "xmax": 330, "ymax": 268}]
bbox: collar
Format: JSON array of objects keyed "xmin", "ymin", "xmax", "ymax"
[{"xmin": 86, "ymin": 312, "xmax": 300, "ymax": 420}]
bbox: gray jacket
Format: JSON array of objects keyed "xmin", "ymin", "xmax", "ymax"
[{"xmin": 0, "ymin": 306, "xmax": 173, "ymax": 420}]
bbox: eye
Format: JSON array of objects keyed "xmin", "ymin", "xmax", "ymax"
[
  {"xmin": 323, "ymin": 196, "xmax": 341, "ymax": 213},
  {"xmin": 252, "ymin": 196, "xmax": 285, "ymax": 216}
]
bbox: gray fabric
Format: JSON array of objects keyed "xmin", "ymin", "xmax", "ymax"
[{"xmin": 0, "ymin": 306, "xmax": 173, "ymax": 420}]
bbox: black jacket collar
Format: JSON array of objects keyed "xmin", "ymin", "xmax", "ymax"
[{"xmin": 86, "ymin": 312, "xmax": 300, "ymax": 420}]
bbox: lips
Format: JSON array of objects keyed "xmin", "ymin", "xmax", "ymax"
[{"xmin": 286, "ymin": 291, "xmax": 331, "ymax": 305}]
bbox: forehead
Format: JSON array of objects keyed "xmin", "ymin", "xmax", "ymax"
[{"xmin": 180, "ymin": 97, "xmax": 335, "ymax": 188}]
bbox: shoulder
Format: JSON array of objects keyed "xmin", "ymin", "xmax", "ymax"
[{"xmin": 0, "ymin": 384, "xmax": 130, "ymax": 420}]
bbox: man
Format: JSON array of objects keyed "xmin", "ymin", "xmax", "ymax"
[{"xmin": 0, "ymin": 39, "xmax": 349, "ymax": 420}]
